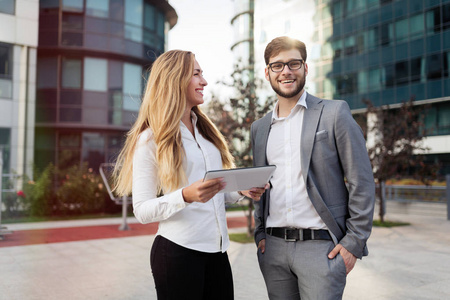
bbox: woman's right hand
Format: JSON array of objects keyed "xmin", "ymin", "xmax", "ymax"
[{"xmin": 182, "ymin": 178, "xmax": 226, "ymax": 203}]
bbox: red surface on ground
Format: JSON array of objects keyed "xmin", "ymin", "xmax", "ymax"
[{"xmin": 0, "ymin": 216, "xmax": 248, "ymax": 248}]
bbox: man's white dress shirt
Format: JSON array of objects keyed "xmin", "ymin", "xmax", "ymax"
[
  {"xmin": 132, "ymin": 112, "xmax": 241, "ymax": 253},
  {"xmin": 266, "ymin": 92, "xmax": 327, "ymax": 230}
]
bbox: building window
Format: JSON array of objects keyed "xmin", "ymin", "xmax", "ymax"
[
  {"xmin": 368, "ymin": 68, "xmax": 381, "ymax": 91},
  {"xmin": 0, "ymin": 43, "xmax": 12, "ymax": 99},
  {"xmin": 86, "ymin": 0, "xmax": 109, "ymax": 18},
  {"xmin": 106, "ymin": 134, "xmax": 124, "ymax": 162},
  {"xmin": 61, "ymin": 13, "xmax": 84, "ymax": 46},
  {"xmin": 344, "ymin": 36, "xmax": 356, "ymax": 56},
  {"xmin": 62, "ymin": 0, "xmax": 84, "ymax": 12},
  {"xmin": 446, "ymin": 51, "xmax": 450, "ymax": 78},
  {"xmin": 40, "ymin": 0, "xmax": 59, "ymax": 9},
  {"xmin": 125, "ymin": 0, "xmax": 143, "ymax": 42},
  {"xmin": 365, "ymin": 27, "xmax": 378, "ymax": 50},
  {"xmin": 335, "ymin": 73, "xmax": 356, "ymax": 95},
  {"xmin": 395, "ymin": 18, "xmax": 408, "ymax": 43},
  {"xmin": 0, "ymin": 128, "xmax": 10, "ymax": 173},
  {"xmin": 0, "ymin": 0, "xmax": 15, "ymax": 15},
  {"xmin": 425, "ymin": 103, "xmax": 450, "ymax": 135},
  {"xmin": 144, "ymin": 3, "xmax": 156, "ymax": 31},
  {"xmin": 410, "ymin": 57, "xmax": 426, "ymax": 83},
  {"xmin": 410, "ymin": 13, "xmax": 424, "ymax": 38},
  {"xmin": 110, "ymin": 0, "xmax": 124, "ymax": 20},
  {"xmin": 84, "ymin": 58, "xmax": 107, "ymax": 92},
  {"xmin": 380, "ymin": 23, "xmax": 393, "ymax": 46},
  {"xmin": 62, "ymin": 58, "xmax": 82, "ymax": 89},
  {"xmin": 426, "ymin": 7, "xmax": 441, "ymax": 33},
  {"xmin": 427, "ymin": 53, "xmax": 443, "ymax": 80},
  {"xmin": 332, "ymin": 39, "xmax": 343, "ymax": 58},
  {"xmin": 156, "ymin": 9, "xmax": 165, "ymax": 38},
  {"xmin": 123, "ymin": 63, "xmax": 142, "ymax": 111},
  {"xmin": 108, "ymin": 61, "xmax": 123, "ymax": 125},
  {"xmin": 395, "ymin": 60, "xmax": 409, "ymax": 85},
  {"xmin": 58, "ymin": 132, "xmax": 81, "ymax": 167},
  {"xmin": 332, "ymin": 1, "xmax": 343, "ymax": 19},
  {"xmin": 437, "ymin": 103, "xmax": 450, "ymax": 135},
  {"xmin": 37, "ymin": 57, "xmax": 58, "ymax": 88},
  {"xmin": 82, "ymin": 132, "xmax": 105, "ymax": 170},
  {"xmin": 125, "ymin": 0, "xmax": 143, "ymax": 26},
  {"xmin": 358, "ymin": 70, "xmax": 368, "ymax": 94},
  {"xmin": 443, "ymin": 3, "xmax": 450, "ymax": 30},
  {"xmin": 382, "ymin": 64, "xmax": 395, "ymax": 88}
]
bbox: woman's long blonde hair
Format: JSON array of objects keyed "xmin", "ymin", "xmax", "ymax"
[{"xmin": 113, "ymin": 50, "xmax": 234, "ymax": 196}]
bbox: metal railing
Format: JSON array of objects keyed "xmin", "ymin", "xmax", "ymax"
[
  {"xmin": 99, "ymin": 163, "xmax": 132, "ymax": 230},
  {"xmin": 384, "ymin": 185, "xmax": 446, "ymax": 203}
]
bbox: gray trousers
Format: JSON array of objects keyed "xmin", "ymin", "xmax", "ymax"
[{"xmin": 257, "ymin": 234, "xmax": 347, "ymax": 300}]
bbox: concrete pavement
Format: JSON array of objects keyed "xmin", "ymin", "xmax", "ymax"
[{"xmin": 1, "ymin": 211, "xmax": 450, "ymax": 300}]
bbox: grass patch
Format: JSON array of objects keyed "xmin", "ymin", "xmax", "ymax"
[
  {"xmin": 373, "ymin": 220, "xmax": 410, "ymax": 227},
  {"xmin": 229, "ymin": 232, "xmax": 254, "ymax": 244},
  {"xmin": 226, "ymin": 205, "xmax": 249, "ymax": 212},
  {"xmin": 1, "ymin": 212, "xmax": 133, "ymax": 224}
]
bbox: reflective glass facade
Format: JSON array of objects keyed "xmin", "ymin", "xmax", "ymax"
[
  {"xmin": 313, "ymin": 0, "xmax": 450, "ymax": 113},
  {"xmin": 35, "ymin": 0, "xmax": 176, "ymax": 171},
  {"xmin": 313, "ymin": 0, "xmax": 450, "ymax": 174}
]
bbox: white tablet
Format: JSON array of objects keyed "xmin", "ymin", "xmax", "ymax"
[{"xmin": 203, "ymin": 165, "xmax": 276, "ymax": 193}]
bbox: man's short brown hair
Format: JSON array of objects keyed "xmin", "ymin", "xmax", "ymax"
[{"xmin": 264, "ymin": 36, "xmax": 307, "ymax": 65}]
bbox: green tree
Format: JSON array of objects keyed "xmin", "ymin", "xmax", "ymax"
[
  {"xmin": 363, "ymin": 99, "xmax": 439, "ymax": 222},
  {"xmin": 207, "ymin": 64, "xmax": 275, "ymax": 236}
]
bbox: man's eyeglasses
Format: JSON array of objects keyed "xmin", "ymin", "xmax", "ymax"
[{"xmin": 268, "ymin": 59, "xmax": 304, "ymax": 73}]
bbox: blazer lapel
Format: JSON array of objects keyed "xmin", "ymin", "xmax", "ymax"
[
  {"xmin": 255, "ymin": 112, "xmax": 273, "ymax": 166},
  {"xmin": 301, "ymin": 94, "xmax": 323, "ymax": 179}
]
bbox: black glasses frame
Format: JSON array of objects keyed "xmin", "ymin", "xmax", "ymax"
[{"xmin": 268, "ymin": 59, "xmax": 304, "ymax": 73}]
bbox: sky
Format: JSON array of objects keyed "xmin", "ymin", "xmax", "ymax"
[
  {"xmin": 167, "ymin": 0, "xmax": 317, "ymax": 101},
  {"xmin": 167, "ymin": 0, "xmax": 235, "ymax": 100}
]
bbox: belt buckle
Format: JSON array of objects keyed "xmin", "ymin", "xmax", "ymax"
[{"xmin": 284, "ymin": 228, "xmax": 298, "ymax": 242}]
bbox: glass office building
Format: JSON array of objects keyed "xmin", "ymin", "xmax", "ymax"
[
  {"xmin": 34, "ymin": 0, "xmax": 177, "ymax": 171},
  {"xmin": 312, "ymin": 0, "xmax": 450, "ymax": 174}
]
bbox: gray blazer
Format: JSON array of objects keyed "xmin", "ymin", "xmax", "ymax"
[{"xmin": 251, "ymin": 93, "xmax": 375, "ymax": 259}]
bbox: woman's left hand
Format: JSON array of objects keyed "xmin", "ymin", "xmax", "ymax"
[{"xmin": 239, "ymin": 183, "xmax": 270, "ymax": 201}]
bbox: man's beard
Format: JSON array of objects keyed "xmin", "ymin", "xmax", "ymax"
[{"xmin": 270, "ymin": 74, "xmax": 305, "ymax": 99}]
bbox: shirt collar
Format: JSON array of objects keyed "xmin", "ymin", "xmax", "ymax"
[
  {"xmin": 180, "ymin": 110, "xmax": 198, "ymax": 140},
  {"xmin": 272, "ymin": 91, "xmax": 308, "ymax": 121}
]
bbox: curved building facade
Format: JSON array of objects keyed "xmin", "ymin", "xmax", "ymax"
[
  {"xmin": 34, "ymin": 0, "xmax": 177, "ymax": 172},
  {"xmin": 231, "ymin": 0, "xmax": 254, "ymax": 74}
]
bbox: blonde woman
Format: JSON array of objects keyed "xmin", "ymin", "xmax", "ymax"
[{"xmin": 114, "ymin": 50, "xmax": 265, "ymax": 300}]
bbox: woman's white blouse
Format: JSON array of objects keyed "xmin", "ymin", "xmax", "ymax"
[{"xmin": 132, "ymin": 113, "xmax": 241, "ymax": 253}]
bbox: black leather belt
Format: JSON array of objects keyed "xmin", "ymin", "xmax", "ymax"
[{"xmin": 266, "ymin": 227, "xmax": 332, "ymax": 242}]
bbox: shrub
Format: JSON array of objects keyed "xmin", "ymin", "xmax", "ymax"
[
  {"xmin": 56, "ymin": 164, "xmax": 106, "ymax": 215},
  {"xmin": 25, "ymin": 163, "xmax": 57, "ymax": 217},
  {"xmin": 21, "ymin": 162, "xmax": 109, "ymax": 217}
]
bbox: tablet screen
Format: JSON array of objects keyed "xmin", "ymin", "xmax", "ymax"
[{"xmin": 203, "ymin": 165, "xmax": 276, "ymax": 193}]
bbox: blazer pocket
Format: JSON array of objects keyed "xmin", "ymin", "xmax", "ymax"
[{"xmin": 315, "ymin": 130, "xmax": 328, "ymax": 142}]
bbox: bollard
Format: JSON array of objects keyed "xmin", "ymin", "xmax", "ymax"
[
  {"xmin": 119, "ymin": 195, "xmax": 130, "ymax": 231},
  {"xmin": 447, "ymin": 174, "xmax": 450, "ymax": 221}
]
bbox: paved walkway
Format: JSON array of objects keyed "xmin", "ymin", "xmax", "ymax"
[{"xmin": 1, "ymin": 211, "xmax": 450, "ymax": 300}]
